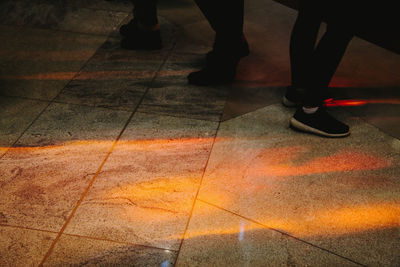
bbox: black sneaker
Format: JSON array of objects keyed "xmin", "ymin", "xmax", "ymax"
[{"xmin": 290, "ymin": 107, "xmax": 350, "ymax": 137}]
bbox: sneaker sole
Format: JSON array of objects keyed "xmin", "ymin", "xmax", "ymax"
[{"xmin": 290, "ymin": 117, "xmax": 350, "ymax": 138}]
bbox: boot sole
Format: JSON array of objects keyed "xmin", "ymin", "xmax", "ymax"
[{"xmin": 290, "ymin": 117, "xmax": 350, "ymax": 138}]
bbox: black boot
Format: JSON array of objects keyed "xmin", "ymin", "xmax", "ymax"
[
  {"xmin": 188, "ymin": 38, "xmax": 249, "ymax": 86},
  {"xmin": 119, "ymin": 19, "xmax": 162, "ymax": 50}
]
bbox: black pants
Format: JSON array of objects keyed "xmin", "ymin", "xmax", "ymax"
[
  {"xmin": 290, "ymin": 0, "xmax": 354, "ymax": 106},
  {"xmin": 194, "ymin": 0, "xmax": 245, "ymax": 53},
  {"xmin": 131, "ymin": 0, "xmax": 244, "ymax": 53},
  {"xmin": 131, "ymin": 0, "xmax": 158, "ymax": 27}
]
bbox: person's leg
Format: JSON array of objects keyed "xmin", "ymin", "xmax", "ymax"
[
  {"xmin": 289, "ymin": 2, "xmax": 323, "ymax": 89},
  {"xmin": 283, "ymin": 0, "xmax": 323, "ymax": 106},
  {"xmin": 290, "ymin": 26, "xmax": 353, "ymax": 138},
  {"xmin": 188, "ymin": 0, "xmax": 249, "ymax": 85},
  {"xmin": 120, "ymin": 0, "xmax": 162, "ymax": 50},
  {"xmin": 289, "ymin": 2, "xmax": 353, "ymax": 137},
  {"xmin": 301, "ymin": 21, "xmax": 353, "ymax": 107},
  {"xmin": 132, "ymin": 0, "xmax": 158, "ymax": 28}
]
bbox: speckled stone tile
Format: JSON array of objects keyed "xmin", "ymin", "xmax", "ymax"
[
  {"xmin": 349, "ymin": 104, "xmax": 400, "ymax": 140},
  {"xmin": 0, "ymin": 103, "xmax": 130, "ymax": 231},
  {"xmin": 64, "ymin": 112, "xmax": 218, "ymax": 250},
  {"xmin": 221, "ymin": 86, "xmax": 284, "ymax": 121},
  {"xmin": 0, "ymin": 96, "xmax": 48, "ymax": 158},
  {"xmin": 44, "ymin": 234, "xmax": 177, "ymax": 266},
  {"xmin": 66, "ymin": 0, "xmax": 132, "ymax": 12},
  {"xmin": 0, "ymin": 25, "xmax": 107, "ymax": 100},
  {"xmin": 197, "ymin": 103, "xmax": 400, "ymax": 266},
  {"xmin": 138, "ymin": 48, "xmax": 230, "ymax": 122},
  {"xmin": 329, "ymin": 87, "xmax": 400, "ymax": 140},
  {"xmin": 0, "ymin": 0, "xmax": 128, "ymax": 35},
  {"xmin": 177, "ymin": 201, "xmax": 359, "ymax": 266},
  {"xmin": 0, "ymin": 225, "xmax": 56, "ymax": 267},
  {"xmin": 55, "ymin": 35, "xmax": 172, "ymax": 110}
]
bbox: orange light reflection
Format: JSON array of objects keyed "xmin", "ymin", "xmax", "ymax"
[
  {"xmin": 3, "ymin": 70, "xmax": 194, "ymax": 81},
  {"xmin": 325, "ymin": 99, "xmax": 400, "ymax": 107},
  {"xmin": 2, "ymin": 138, "xmax": 398, "ymax": 241}
]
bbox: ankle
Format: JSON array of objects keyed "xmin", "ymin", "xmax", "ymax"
[{"xmin": 302, "ymin": 106, "xmax": 319, "ymax": 114}]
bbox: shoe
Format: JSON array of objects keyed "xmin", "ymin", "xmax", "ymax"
[
  {"xmin": 188, "ymin": 39, "xmax": 249, "ymax": 86},
  {"xmin": 121, "ymin": 30, "xmax": 162, "ymax": 50},
  {"xmin": 119, "ymin": 19, "xmax": 162, "ymax": 50},
  {"xmin": 206, "ymin": 38, "xmax": 250, "ymax": 62},
  {"xmin": 187, "ymin": 52, "xmax": 240, "ymax": 86},
  {"xmin": 119, "ymin": 19, "xmax": 137, "ymax": 37},
  {"xmin": 290, "ymin": 107, "xmax": 350, "ymax": 137}
]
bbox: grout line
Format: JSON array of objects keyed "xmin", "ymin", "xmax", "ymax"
[
  {"xmin": 0, "ymin": 9, "xmax": 130, "ymax": 38},
  {"xmin": 135, "ymin": 110, "xmax": 220, "ymax": 123},
  {"xmin": 337, "ymin": 105, "xmax": 400, "ymax": 141},
  {"xmin": 196, "ymin": 199, "xmax": 367, "ymax": 267},
  {"xmin": 0, "ymin": 29, "xmax": 110, "ymax": 161},
  {"xmin": 174, "ymin": 121, "xmax": 221, "ymax": 266},
  {"xmin": 38, "ymin": 40, "xmax": 176, "ymax": 267},
  {"xmin": 61, "ymin": 232, "xmax": 179, "ymax": 253},
  {"xmin": 0, "ymin": 94, "xmax": 220, "ymax": 124},
  {"xmin": 0, "ymin": 223, "xmax": 177, "ymax": 253},
  {"xmin": 0, "ymin": 22, "xmax": 116, "ymax": 38}
]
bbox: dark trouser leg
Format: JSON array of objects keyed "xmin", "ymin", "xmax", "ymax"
[
  {"xmin": 304, "ymin": 24, "xmax": 353, "ymax": 106},
  {"xmin": 188, "ymin": 0, "xmax": 247, "ymax": 85},
  {"xmin": 289, "ymin": 2, "xmax": 323, "ymax": 89},
  {"xmin": 132, "ymin": 0, "xmax": 158, "ymax": 27},
  {"xmin": 194, "ymin": 0, "xmax": 244, "ymax": 53}
]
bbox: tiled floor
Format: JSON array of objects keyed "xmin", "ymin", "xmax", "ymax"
[{"xmin": 0, "ymin": 0, "xmax": 399, "ymax": 266}]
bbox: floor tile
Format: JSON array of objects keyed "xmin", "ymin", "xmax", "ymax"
[
  {"xmin": 197, "ymin": 104, "xmax": 400, "ymax": 266},
  {"xmin": 176, "ymin": 201, "xmax": 359, "ymax": 266},
  {"xmin": 0, "ymin": 103, "xmax": 130, "ymax": 231},
  {"xmin": 55, "ymin": 36, "xmax": 170, "ymax": 110},
  {"xmin": 0, "ymin": 0, "xmax": 128, "ymax": 36},
  {"xmin": 0, "ymin": 25, "xmax": 107, "ymax": 100},
  {"xmin": 44, "ymin": 234, "xmax": 177, "ymax": 266},
  {"xmin": 66, "ymin": 0, "xmax": 132, "ymax": 12},
  {"xmin": 64, "ymin": 112, "xmax": 218, "ymax": 250},
  {"xmin": 138, "ymin": 50, "xmax": 229, "ymax": 122},
  {"xmin": 0, "ymin": 225, "xmax": 55, "ymax": 267},
  {"xmin": 331, "ymin": 87, "xmax": 400, "ymax": 140},
  {"xmin": 0, "ymin": 96, "xmax": 48, "ymax": 157},
  {"xmin": 221, "ymin": 86, "xmax": 284, "ymax": 121}
]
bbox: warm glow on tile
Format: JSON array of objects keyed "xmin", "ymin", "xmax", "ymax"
[
  {"xmin": 3, "ymin": 70, "xmax": 195, "ymax": 81},
  {"xmin": 177, "ymin": 203, "xmax": 400, "ymax": 240},
  {"xmin": 325, "ymin": 99, "xmax": 400, "ymax": 107},
  {"xmin": 251, "ymin": 150, "xmax": 392, "ymax": 177}
]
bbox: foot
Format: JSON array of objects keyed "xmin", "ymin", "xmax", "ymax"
[
  {"xmin": 187, "ymin": 53, "xmax": 240, "ymax": 86},
  {"xmin": 290, "ymin": 107, "xmax": 350, "ymax": 137},
  {"xmin": 188, "ymin": 39, "xmax": 249, "ymax": 86},
  {"xmin": 206, "ymin": 38, "xmax": 250, "ymax": 62},
  {"xmin": 119, "ymin": 19, "xmax": 162, "ymax": 50}
]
